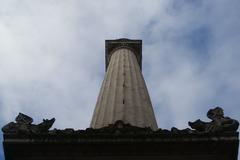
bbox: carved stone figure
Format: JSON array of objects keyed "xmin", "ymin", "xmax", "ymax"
[
  {"xmin": 2, "ymin": 107, "xmax": 238, "ymax": 136},
  {"xmin": 189, "ymin": 107, "xmax": 239, "ymax": 133},
  {"xmin": 2, "ymin": 113, "xmax": 55, "ymax": 134}
]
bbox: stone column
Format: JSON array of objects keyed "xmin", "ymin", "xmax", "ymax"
[{"xmin": 90, "ymin": 39, "xmax": 158, "ymax": 130}]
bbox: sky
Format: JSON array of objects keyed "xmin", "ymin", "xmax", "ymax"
[{"xmin": 0, "ymin": 0, "xmax": 240, "ymax": 159}]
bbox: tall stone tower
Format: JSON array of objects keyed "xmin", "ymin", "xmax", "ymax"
[{"xmin": 90, "ymin": 38, "xmax": 158, "ymax": 130}]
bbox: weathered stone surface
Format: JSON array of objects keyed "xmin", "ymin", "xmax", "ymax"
[
  {"xmin": 189, "ymin": 107, "xmax": 239, "ymax": 133},
  {"xmin": 2, "ymin": 107, "xmax": 238, "ymax": 136},
  {"xmin": 3, "ymin": 126, "xmax": 239, "ymax": 160},
  {"xmin": 2, "ymin": 113, "xmax": 55, "ymax": 134}
]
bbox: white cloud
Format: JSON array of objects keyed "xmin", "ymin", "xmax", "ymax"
[
  {"xmin": 0, "ymin": 0, "xmax": 239, "ymax": 131},
  {"xmin": 0, "ymin": 1, "xmax": 240, "ymax": 159}
]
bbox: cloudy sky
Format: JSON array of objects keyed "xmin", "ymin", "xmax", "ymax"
[{"xmin": 0, "ymin": 0, "xmax": 240, "ymax": 159}]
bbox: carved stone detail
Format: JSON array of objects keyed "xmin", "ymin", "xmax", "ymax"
[
  {"xmin": 2, "ymin": 113, "xmax": 55, "ymax": 134},
  {"xmin": 87, "ymin": 120, "xmax": 153, "ymax": 135},
  {"xmin": 2, "ymin": 107, "xmax": 238, "ymax": 136},
  {"xmin": 105, "ymin": 38, "xmax": 142, "ymax": 71},
  {"xmin": 189, "ymin": 107, "xmax": 239, "ymax": 133}
]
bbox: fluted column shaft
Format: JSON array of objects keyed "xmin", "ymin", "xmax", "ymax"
[{"xmin": 90, "ymin": 48, "xmax": 158, "ymax": 130}]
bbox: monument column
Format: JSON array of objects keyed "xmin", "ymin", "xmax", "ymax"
[
  {"xmin": 90, "ymin": 39, "xmax": 158, "ymax": 130},
  {"xmin": 2, "ymin": 38, "xmax": 239, "ymax": 160}
]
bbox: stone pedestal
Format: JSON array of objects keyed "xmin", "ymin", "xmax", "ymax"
[{"xmin": 3, "ymin": 127, "xmax": 239, "ymax": 160}]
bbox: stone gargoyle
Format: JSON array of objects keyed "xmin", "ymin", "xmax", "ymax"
[
  {"xmin": 188, "ymin": 107, "xmax": 239, "ymax": 133},
  {"xmin": 2, "ymin": 113, "xmax": 55, "ymax": 134}
]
